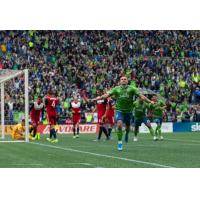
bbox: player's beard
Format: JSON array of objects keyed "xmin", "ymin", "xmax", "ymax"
[{"xmin": 121, "ymin": 84, "xmax": 128, "ymax": 89}]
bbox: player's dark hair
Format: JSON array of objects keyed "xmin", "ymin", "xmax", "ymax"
[{"xmin": 48, "ymin": 89, "xmax": 52, "ymax": 95}]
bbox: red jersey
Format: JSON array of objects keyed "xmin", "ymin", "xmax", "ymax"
[
  {"xmin": 71, "ymin": 101, "xmax": 81, "ymax": 115},
  {"xmin": 107, "ymin": 98, "xmax": 115, "ymax": 116},
  {"xmin": 30, "ymin": 102, "xmax": 44, "ymax": 125},
  {"xmin": 45, "ymin": 95, "xmax": 59, "ymax": 117},
  {"xmin": 97, "ymin": 99, "xmax": 107, "ymax": 115}
]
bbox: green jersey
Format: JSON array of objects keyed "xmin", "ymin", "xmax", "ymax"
[
  {"xmin": 108, "ymin": 85, "xmax": 139, "ymax": 113},
  {"xmin": 133, "ymin": 100, "xmax": 150, "ymax": 119},
  {"xmin": 149, "ymin": 100, "xmax": 165, "ymax": 118}
]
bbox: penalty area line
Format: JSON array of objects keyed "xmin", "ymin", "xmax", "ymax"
[{"xmin": 30, "ymin": 142, "xmax": 174, "ymax": 168}]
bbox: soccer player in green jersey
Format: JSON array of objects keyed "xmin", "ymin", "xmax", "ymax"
[
  {"xmin": 133, "ymin": 96, "xmax": 156, "ymax": 142},
  {"xmin": 149, "ymin": 95, "xmax": 166, "ymax": 140},
  {"xmin": 92, "ymin": 76, "xmax": 153, "ymax": 151}
]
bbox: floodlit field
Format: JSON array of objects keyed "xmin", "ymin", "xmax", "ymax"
[{"xmin": 0, "ymin": 132, "xmax": 200, "ymax": 168}]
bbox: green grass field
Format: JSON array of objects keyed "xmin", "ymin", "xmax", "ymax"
[{"xmin": 1, "ymin": 132, "xmax": 200, "ymax": 168}]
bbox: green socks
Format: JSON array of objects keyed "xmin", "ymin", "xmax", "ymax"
[
  {"xmin": 149, "ymin": 127, "xmax": 154, "ymax": 136},
  {"xmin": 158, "ymin": 126, "xmax": 162, "ymax": 136},
  {"xmin": 155, "ymin": 125, "xmax": 161, "ymax": 136},
  {"xmin": 117, "ymin": 127, "xmax": 123, "ymax": 141},
  {"xmin": 134, "ymin": 129, "xmax": 138, "ymax": 137}
]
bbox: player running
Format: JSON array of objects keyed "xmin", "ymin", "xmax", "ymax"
[
  {"xmin": 70, "ymin": 95, "xmax": 81, "ymax": 138},
  {"xmin": 132, "ymin": 96, "xmax": 155, "ymax": 142},
  {"xmin": 29, "ymin": 96, "xmax": 44, "ymax": 140},
  {"xmin": 149, "ymin": 95, "xmax": 166, "ymax": 140},
  {"xmin": 44, "ymin": 89, "xmax": 59, "ymax": 143},
  {"xmin": 92, "ymin": 76, "xmax": 153, "ymax": 151}
]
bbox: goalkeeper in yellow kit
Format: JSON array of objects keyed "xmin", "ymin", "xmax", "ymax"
[{"xmin": 12, "ymin": 119, "xmax": 26, "ymax": 140}]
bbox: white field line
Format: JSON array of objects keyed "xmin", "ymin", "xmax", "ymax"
[
  {"xmin": 5, "ymin": 163, "xmax": 44, "ymax": 166},
  {"xmin": 30, "ymin": 142, "xmax": 174, "ymax": 168},
  {"xmin": 60, "ymin": 163, "xmax": 94, "ymax": 166},
  {"xmin": 0, "ymin": 140, "xmax": 25, "ymax": 143},
  {"xmin": 2, "ymin": 163, "xmax": 98, "ymax": 167},
  {"xmin": 164, "ymin": 138, "xmax": 200, "ymax": 144}
]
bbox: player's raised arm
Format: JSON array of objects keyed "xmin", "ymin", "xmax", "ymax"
[
  {"xmin": 92, "ymin": 93, "xmax": 111, "ymax": 102},
  {"xmin": 139, "ymin": 94, "xmax": 154, "ymax": 104},
  {"xmin": 91, "ymin": 87, "xmax": 117, "ymax": 102}
]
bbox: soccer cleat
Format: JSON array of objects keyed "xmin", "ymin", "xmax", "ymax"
[
  {"xmin": 46, "ymin": 138, "xmax": 52, "ymax": 142},
  {"xmin": 109, "ymin": 135, "xmax": 113, "ymax": 140},
  {"xmin": 133, "ymin": 137, "xmax": 138, "ymax": 142},
  {"xmin": 117, "ymin": 142, "xmax": 123, "ymax": 151},
  {"xmin": 76, "ymin": 135, "xmax": 79, "ymax": 138},
  {"xmin": 159, "ymin": 136, "xmax": 164, "ymax": 140},
  {"xmin": 36, "ymin": 133, "xmax": 41, "ymax": 140},
  {"xmin": 124, "ymin": 133, "xmax": 129, "ymax": 143},
  {"xmin": 153, "ymin": 136, "xmax": 158, "ymax": 141},
  {"xmin": 73, "ymin": 135, "xmax": 76, "ymax": 139},
  {"xmin": 29, "ymin": 136, "xmax": 35, "ymax": 140},
  {"xmin": 51, "ymin": 139, "xmax": 58, "ymax": 143},
  {"xmin": 93, "ymin": 139, "xmax": 100, "ymax": 142}
]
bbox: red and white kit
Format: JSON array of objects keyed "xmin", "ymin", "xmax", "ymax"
[
  {"xmin": 106, "ymin": 98, "xmax": 115, "ymax": 125},
  {"xmin": 30, "ymin": 102, "xmax": 44, "ymax": 125},
  {"xmin": 71, "ymin": 101, "xmax": 81, "ymax": 125},
  {"xmin": 97, "ymin": 99, "xmax": 107, "ymax": 124},
  {"xmin": 45, "ymin": 96, "xmax": 59, "ymax": 125}
]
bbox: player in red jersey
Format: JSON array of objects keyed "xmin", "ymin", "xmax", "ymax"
[
  {"xmin": 70, "ymin": 95, "xmax": 81, "ymax": 138},
  {"xmin": 94, "ymin": 90, "xmax": 109, "ymax": 141},
  {"xmin": 44, "ymin": 89, "xmax": 59, "ymax": 143},
  {"xmin": 104, "ymin": 97, "xmax": 115, "ymax": 139},
  {"xmin": 29, "ymin": 96, "xmax": 44, "ymax": 140}
]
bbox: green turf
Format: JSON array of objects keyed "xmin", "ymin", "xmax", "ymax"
[{"xmin": 1, "ymin": 132, "xmax": 200, "ymax": 168}]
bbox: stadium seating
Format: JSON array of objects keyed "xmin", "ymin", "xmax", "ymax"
[{"xmin": 0, "ymin": 31, "xmax": 199, "ymax": 122}]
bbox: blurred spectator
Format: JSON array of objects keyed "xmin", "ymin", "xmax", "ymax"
[{"xmin": 0, "ymin": 30, "xmax": 199, "ymax": 122}]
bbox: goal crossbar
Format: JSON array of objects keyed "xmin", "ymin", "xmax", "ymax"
[{"xmin": 0, "ymin": 71, "xmax": 24, "ymax": 84}]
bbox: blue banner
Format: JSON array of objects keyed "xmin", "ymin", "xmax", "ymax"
[{"xmin": 173, "ymin": 123, "xmax": 200, "ymax": 132}]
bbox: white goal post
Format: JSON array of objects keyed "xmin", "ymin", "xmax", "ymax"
[{"xmin": 0, "ymin": 69, "xmax": 29, "ymax": 142}]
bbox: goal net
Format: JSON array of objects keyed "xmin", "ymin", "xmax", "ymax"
[{"xmin": 0, "ymin": 69, "xmax": 29, "ymax": 142}]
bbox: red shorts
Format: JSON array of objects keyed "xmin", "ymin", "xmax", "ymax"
[
  {"xmin": 72, "ymin": 114, "xmax": 81, "ymax": 125},
  {"xmin": 98, "ymin": 113, "xmax": 106, "ymax": 124},
  {"xmin": 47, "ymin": 114, "xmax": 57, "ymax": 125},
  {"xmin": 30, "ymin": 116, "xmax": 40, "ymax": 126},
  {"xmin": 106, "ymin": 114, "xmax": 115, "ymax": 125}
]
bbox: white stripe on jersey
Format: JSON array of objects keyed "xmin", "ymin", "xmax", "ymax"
[{"xmin": 71, "ymin": 102, "xmax": 81, "ymax": 108}]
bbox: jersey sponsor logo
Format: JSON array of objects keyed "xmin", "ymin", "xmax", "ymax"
[{"xmin": 119, "ymin": 92, "xmax": 129, "ymax": 98}]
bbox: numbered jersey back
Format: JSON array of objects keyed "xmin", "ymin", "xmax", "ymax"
[{"xmin": 46, "ymin": 95, "xmax": 59, "ymax": 116}]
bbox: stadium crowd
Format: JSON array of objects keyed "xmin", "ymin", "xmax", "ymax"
[{"xmin": 0, "ymin": 30, "xmax": 199, "ymax": 123}]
